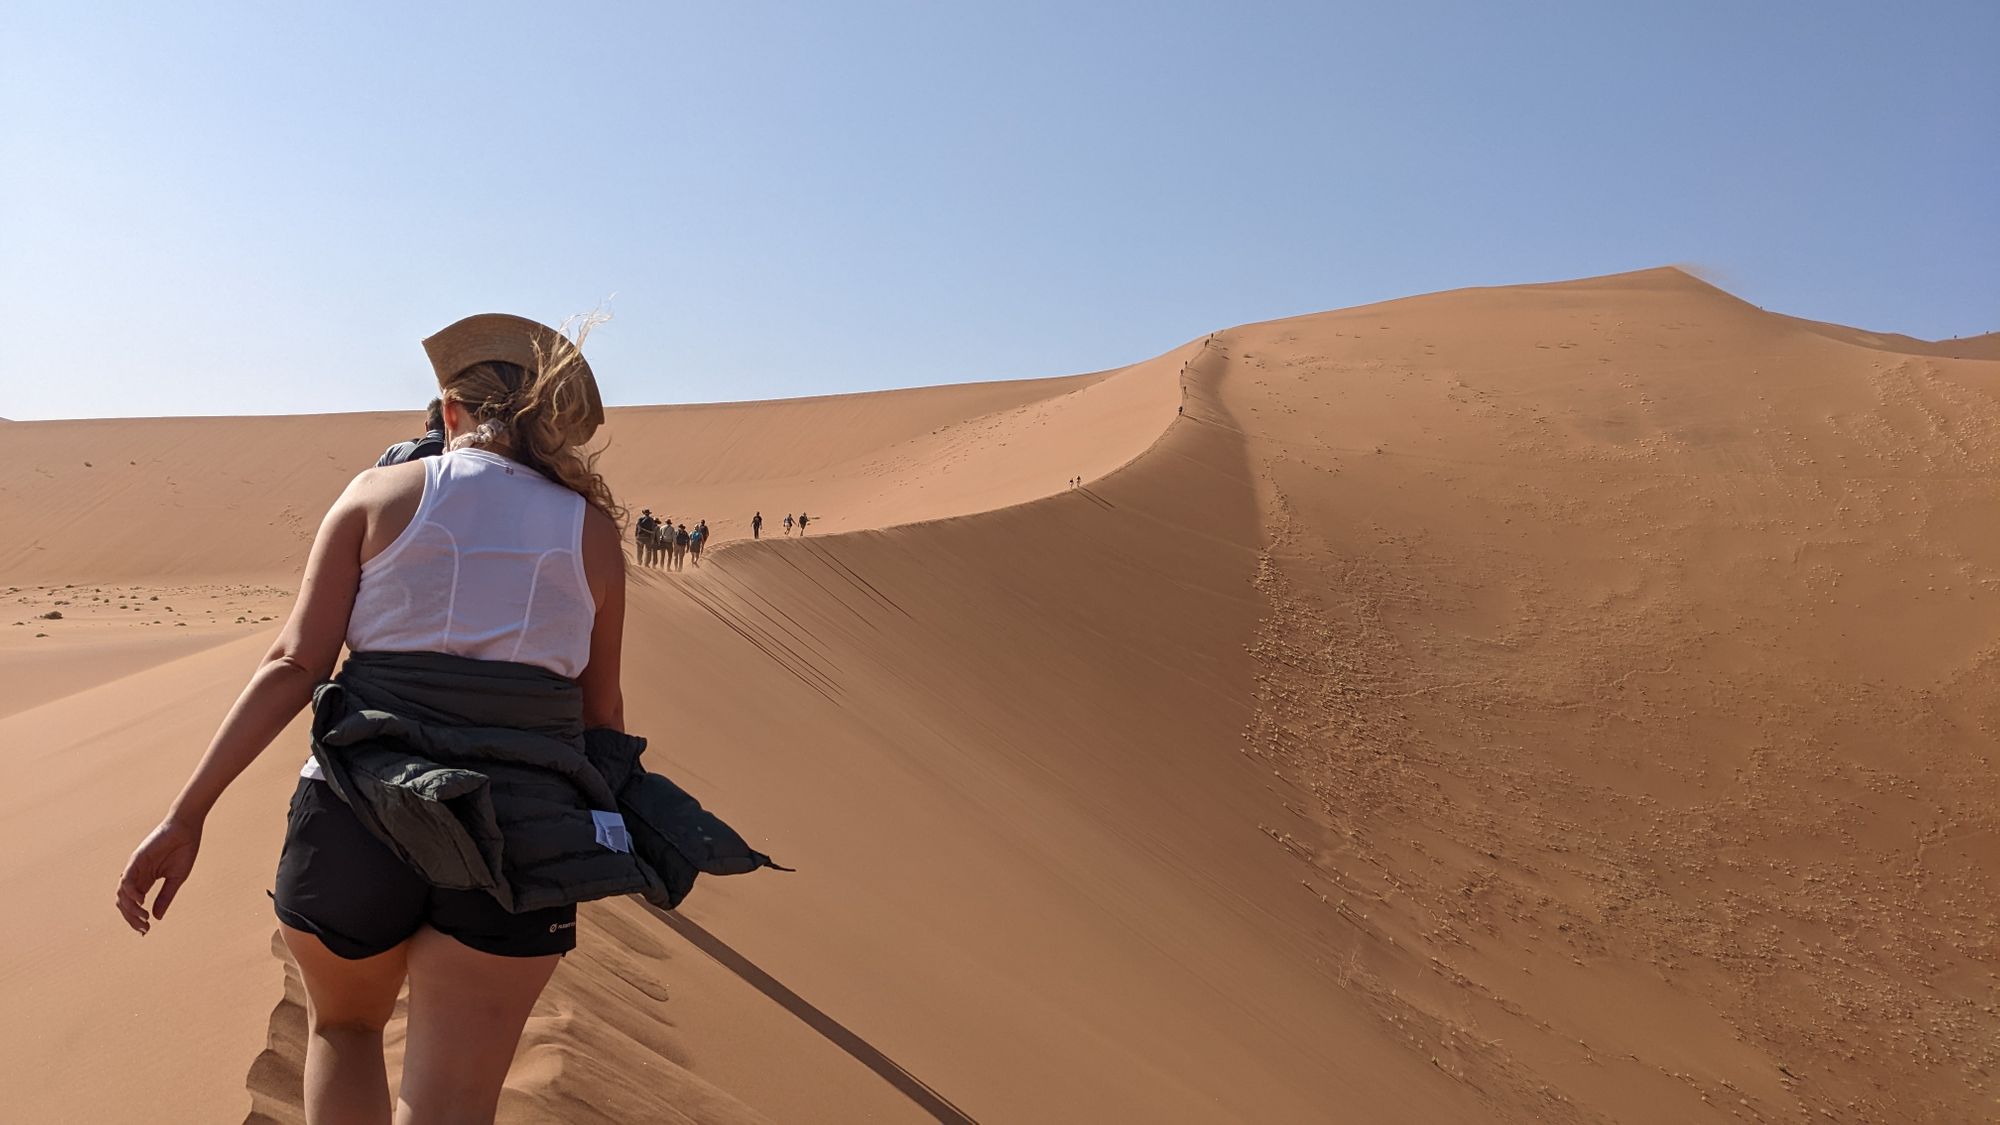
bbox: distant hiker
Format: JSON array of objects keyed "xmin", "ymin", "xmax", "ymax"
[
  {"xmin": 635, "ymin": 509, "xmax": 659, "ymax": 567},
  {"xmin": 784, "ymin": 513, "xmax": 795, "ymax": 535},
  {"xmin": 674, "ymin": 523, "xmax": 690, "ymax": 570},
  {"xmin": 797, "ymin": 512, "xmax": 809, "ymax": 535},
  {"xmin": 374, "ymin": 398, "xmax": 446, "ymax": 467},
  {"xmin": 690, "ymin": 520, "xmax": 708, "ymax": 565},
  {"xmin": 751, "ymin": 511, "xmax": 762, "ymax": 540},
  {"xmin": 117, "ymin": 312, "xmax": 776, "ymax": 1124}
]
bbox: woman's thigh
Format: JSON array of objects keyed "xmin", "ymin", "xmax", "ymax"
[
  {"xmin": 396, "ymin": 925, "xmax": 561, "ymax": 1122},
  {"xmin": 280, "ymin": 922, "xmax": 410, "ymax": 1030}
]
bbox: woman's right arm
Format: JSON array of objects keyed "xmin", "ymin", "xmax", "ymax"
[
  {"xmin": 114, "ymin": 476, "xmax": 369, "ymax": 935},
  {"xmin": 578, "ymin": 508, "xmax": 627, "ymax": 732}
]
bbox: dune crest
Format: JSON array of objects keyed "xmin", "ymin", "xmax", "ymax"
[{"xmin": 5, "ymin": 268, "xmax": 1996, "ymax": 1121}]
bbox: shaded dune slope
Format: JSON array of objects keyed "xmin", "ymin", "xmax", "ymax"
[{"xmin": 5, "ymin": 267, "xmax": 1997, "ymax": 1121}]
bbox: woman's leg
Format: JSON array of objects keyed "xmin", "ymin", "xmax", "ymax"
[
  {"xmin": 281, "ymin": 923, "xmax": 411, "ymax": 1125},
  {"xmin": 395, "ymin": 926, "xmax": 561, "ymax": 1125}
]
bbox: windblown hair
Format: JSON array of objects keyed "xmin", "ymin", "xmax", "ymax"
[{"xmin": 440, "ymin": 315, "xmax": 623, "ymax": 524}]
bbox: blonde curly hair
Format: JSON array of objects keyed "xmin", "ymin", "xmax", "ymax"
[{"xmin": 440, "ymin": 315, "xmax": 623, "ymax": 524}]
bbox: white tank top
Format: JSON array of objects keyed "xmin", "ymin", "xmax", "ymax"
[{"xmin": 305, "ymin": 448, "xmax": 595, "ymax": 779}]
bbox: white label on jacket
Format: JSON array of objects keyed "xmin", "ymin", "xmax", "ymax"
[{"xmin": 592, "ymin": 810, "xmax": 632, "ymax": 854}]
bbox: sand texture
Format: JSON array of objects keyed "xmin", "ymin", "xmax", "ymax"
[{"xmin": 3, "ymin": 266, "xmax": 1994, "ymax": 1121}]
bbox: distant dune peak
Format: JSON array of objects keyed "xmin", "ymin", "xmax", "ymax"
[{"xmin": 1514, "ymin": 263, "xmax": 1742, "ymax": 299}]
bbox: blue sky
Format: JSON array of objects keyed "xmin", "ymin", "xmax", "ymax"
[{"xmin": 2, "ymin": 1, "xmax": 1993, "ymax": 420}]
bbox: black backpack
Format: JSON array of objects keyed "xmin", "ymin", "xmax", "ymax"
[{"xmin": 376, "ymin": 432, "xmax": 446, "ymax": 467}]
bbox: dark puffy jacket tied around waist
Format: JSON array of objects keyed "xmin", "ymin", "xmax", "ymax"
[{"xmin": 309, "ymin": 650, "xmax": 783, "ymax": 914}]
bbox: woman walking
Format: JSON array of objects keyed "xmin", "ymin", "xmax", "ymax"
[{"xmin": 115, "ymin": 314, "xmax": 775, "ymax": 1123}]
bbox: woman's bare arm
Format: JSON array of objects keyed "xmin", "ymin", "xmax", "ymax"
[
  {"xmin": 167, "ymin": 491, "xmax": 364, "ymax": 822},
  {"xmin": 577, "ymin": 508, "xmax": 627, "ymax": 732},
  {"xmin": 115, "ymin": 476, "xmax": 369, "ymax": 933}
]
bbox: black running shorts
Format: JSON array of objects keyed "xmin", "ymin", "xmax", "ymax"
[{"xmin": 272, "ymin": 777, "xmax": 576, "ymax": 960}]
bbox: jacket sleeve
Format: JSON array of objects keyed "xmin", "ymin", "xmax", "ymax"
[{"xmin": 584, "ymin": 728, "xmax": 786, "ymax": 910}]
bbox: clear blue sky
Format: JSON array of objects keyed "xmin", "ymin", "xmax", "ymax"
[{"xmin": 2, "ymin": 1, "xmax": 1994, "ymax": 420}]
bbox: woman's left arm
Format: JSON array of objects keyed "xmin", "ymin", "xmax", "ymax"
[{"xmin": 115, "ymin": 480, "xmax": 368, "ymax": 935}]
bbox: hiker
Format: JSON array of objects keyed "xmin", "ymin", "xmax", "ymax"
[
  {"xmin": 674, "ymin": 523, "xmax": 690, "ymax": 570},
  {"xmin": 751, "ymin": 511, "xmax": 762, "ymax": 540},
  {"xmin": 635, "ymin": 509, "xmax": 659, "ymax": 568},
  {"xmin": 374, "ymin": 398, "xmax": 447, "ymax": 467},
  {"xmin": 784, "ymin": 513, "xmax": 794, "ymax": 535},
  {"xmin": 691, "ymin": 520, "xmax": 708, "ymax": 565},
  {"xmin": 114, "ymin": 313, "xmax": 778, "ymax": 1124},
  {"xmin": 797, "ymin": 512, "xmax": 809, "ymax": 535}
]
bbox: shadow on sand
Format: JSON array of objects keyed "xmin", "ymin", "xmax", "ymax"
[{"xmin": 642, "ymin": 904, "xmax": 978, "ymax": 1124}]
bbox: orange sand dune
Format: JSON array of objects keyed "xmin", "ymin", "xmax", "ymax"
[
  {"xmin": 4, "ymin": 266, "xmax": 1997, "ymax": 1122},
  {"xmin": 0, "ymin": 361, "xmax": 1177, "ymax": 586},
  {"xmin": 1777, "ymin": 318, "xmax": 2000, "ymax": 360}
]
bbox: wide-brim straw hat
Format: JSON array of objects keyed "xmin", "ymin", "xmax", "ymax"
[{"xmin": 422, "ymin": 313, "xmax": 605, "ymax": 443}]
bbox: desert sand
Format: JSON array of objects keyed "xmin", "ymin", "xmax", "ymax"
[{"xmin": 3, "ymin": 267, "xmax": 1995, "ymax": 1122}]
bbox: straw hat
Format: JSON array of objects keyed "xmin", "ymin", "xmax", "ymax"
[{"xmin": 421, "ymin": 313, "xmax": 605, "ymax": 443}]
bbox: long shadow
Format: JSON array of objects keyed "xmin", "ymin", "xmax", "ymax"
[
  {"xmin": 642, "ymin": 903, "xmax": 979, "ymax": 1124},
  {"xmin": 1075, "ymin": 486, "xmax": 1116, "ymax": 510}
]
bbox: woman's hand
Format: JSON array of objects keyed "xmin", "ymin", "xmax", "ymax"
[{"xmin": 116, "ymin": 819, "xmax": 202, "ymax": 935}]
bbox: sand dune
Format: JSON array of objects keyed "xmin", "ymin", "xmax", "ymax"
[
  {"xmin": 3, "ymin": 267, "xmax": 1996, "ymax": 1121},
  {"xmin": 0, "ymin": 361, "xmax": 1175, "ymax": 586}
]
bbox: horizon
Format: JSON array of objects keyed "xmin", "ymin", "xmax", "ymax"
[
  {"xmin": 2, "ymin": 264, "xmax": 1990, "ymax": 425},
  {"xmin": 3, "ymin": 2, "xmax": 1995, "ymax": 422}
]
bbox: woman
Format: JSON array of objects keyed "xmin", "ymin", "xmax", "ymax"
[{"xmin": 116, "ymin": 313, "xmax": 631, "ymax": 1123}]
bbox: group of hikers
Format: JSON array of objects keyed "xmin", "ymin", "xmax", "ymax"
[
  {"xmin": 635, "ymin": 509, "xmax": 814, "ymax": 569},
  {"xmin": 634, "ymin": 512, "xmax": 706, "ymax": 570}
]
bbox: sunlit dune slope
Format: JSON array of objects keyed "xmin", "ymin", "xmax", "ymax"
[
  {"xmin": 1214, "ymin": 266, "xmax": 2000, "ymax": 1122},
  {"xmin": 1779, "ymin": 318, "xmax": 2000, "ymax": 360},
  {"xmin": 0, "ymin": 360, "xmax": 1180, "ymax": 586},
  {"xmin": 5, "ymin": 266, "xmax": 1997, "ymax": 1122},
  {"xmin": 594, "ymin": 352, "xmax": 1185, "ymax": 542}
]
